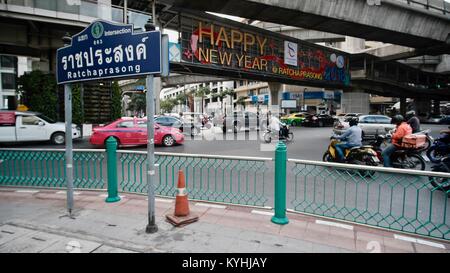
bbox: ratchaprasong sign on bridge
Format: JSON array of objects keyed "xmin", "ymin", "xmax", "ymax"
[{"xmin": 176, "ymin": 13, "xmax": 350, "ymax": 87}]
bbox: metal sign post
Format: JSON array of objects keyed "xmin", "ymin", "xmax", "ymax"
[
  {"xmin": 145, "ymin": 74, "xmax": 158, "ymax": 233},
  {"xmin": 64, "ymin": 83, "xmax": 74, "ymax": 217},
  {"xmin": 62, "ymin": 34, "xmax": 75, "ymax": 218}
]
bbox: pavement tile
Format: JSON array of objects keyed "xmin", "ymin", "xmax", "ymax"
[
  {"xmin": 383, "ymin": 237, "xmax": 415, "ymax": 252},
  {"xmin": 0, "ymin": 231, "xmax": 61, "ymax": 253},
  {"xmin": 0, "ymin": 225, "xmax": 38, "ymax": 246},
  {"xmin": 413, "ymin": 243, "xmax": 448, "ymax": 253},
  {"xmin": 91, "ymin": 245, "xmax": 138, "ymax": 253},
  {"xmin": 325, "ymin": 236, "xmax": 356, "ymax": 252},
  {"xmin": 355, "ymin": 239, "xmax": 385, "ymax": 253}
]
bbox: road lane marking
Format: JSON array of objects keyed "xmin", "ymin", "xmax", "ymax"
[
  {"xmin": 316, "ymin": 220, "xmax": 354, "ymax": 230},
  {"xmin": 251, "ymin": 210, "xmax": 274, "ymax": 216},
  {"xmin": 394, "ymin": 234, "xmax": 445, "ymax": 249},
  {"xmin": 16, "ymin": 190, "xmax": 39, "ymax": 193},
  {"xmin": 195, "ymin": 203, "xmax": 226, "ymax": 209}
]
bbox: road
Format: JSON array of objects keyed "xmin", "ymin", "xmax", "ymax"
[{"xmin": 1, "ymin": 124, "xmax": 448, "ymax": 161}]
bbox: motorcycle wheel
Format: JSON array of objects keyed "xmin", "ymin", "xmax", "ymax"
[
  {"xmin": 429, "ymin": 176, "xmax": 450, "ymax": 193},
  {"xmin": 322, "ymin": 152, "xmax": 334, "ymax": 162},
  {"xmin": 286, "ymin": 132, "xmax": 294, "ymax": 142},
  {"xmin": 426, "ymin": 146, "xmax": 444, "ymax": 163},
  {"xmin": 393, "ymin": 153, "xmax": 426, "ymax": 171},
  {"xmin": 263, "ymin": 132, "xmax": 272, "ymax": 143}
]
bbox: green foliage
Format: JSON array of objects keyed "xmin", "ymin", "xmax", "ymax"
[
  {"xmin": 160, "ymin": 99, "xmax": 175, "ymax": 113},
  {"xmin": 194, "ymin": 86, "xmax": 211, "ymax": 98},
  {"xmin": 111, "ymin": 81, "xmax": 122, "ymax": 120},
  {"xmin": 18, "ymin": 70, "xmax": 58, "ymax": 121},
  {"xmin": 127, "ymin": 92, "xmax": 146, "ymax": 115},
  {"xmin": 71, "ymin": 84, "xmax": 83, "ymax": 125}
]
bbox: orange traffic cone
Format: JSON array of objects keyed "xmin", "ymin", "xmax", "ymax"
[{"xmin": 166, "ymin": 170, "xmax": 199, "ymax": 227}]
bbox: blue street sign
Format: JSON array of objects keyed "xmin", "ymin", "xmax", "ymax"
[{"xmin": 57, "ymin": 20, "xmax": 161, "ymax": 84}]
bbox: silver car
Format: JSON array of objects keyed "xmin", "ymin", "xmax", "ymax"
[{"xmin": 333, "ymin": 115, "xmax": 395, "ymax": 139}]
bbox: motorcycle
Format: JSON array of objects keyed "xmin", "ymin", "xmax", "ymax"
[
  {"xmin": 263, "ymin": 124, "xmax": 293, "ymax": 143},
  {"xmin": 428, "ymin": 156, "xmax": 450, "ymax": 195},
  {"xmin": 426, "ymin": 127, "xmax": 450, "ymax": 163},
  {"xmin": 201, "ymin": 114, "xmax": 213, "ymax": 129},
  {"xmin": 370, "ymin": 133, "xmax": 426, "ymax": 170},
  {"xmin": 323, "ymin": 138, "xmax": 380, "ymax": 167}
]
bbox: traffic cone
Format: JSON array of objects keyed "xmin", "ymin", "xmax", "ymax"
[{"xmin": 166, "ymin": 170, "xmax": 199, "ymax": 227}]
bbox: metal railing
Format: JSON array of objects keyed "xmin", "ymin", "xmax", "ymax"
[
  {"xmin": 0, "ymin": 147, "xmax": 449, "ymax": 240},
  {"xmin": 118, "ymin": 151, "xmax": 272, "ymax": 207},
  {"xmin": 0, "ymin": 148, "xmax": 105, "ymax": 189},
  {"xmin": 1, "ymin": 0, "xmax": 152, "ymax": 29},
  {"xmin": 288, "ymin": 159, "xmax": 450, "ymax": 240},
  {"xmin": 395, "ymin": 0, "xmax": 450, "ymax": 15}
]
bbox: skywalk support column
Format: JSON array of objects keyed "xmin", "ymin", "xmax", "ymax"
[
  {"xmin": 268, "ymin": 82, "xmax": 283, "ymax": 115},
  {"xmin": 400, "ymin": 97, "xmax": 407, "ymax": 116},
  {"xmin": 341, "ymin": 90, "xmax": 370, "ymax": 114}
]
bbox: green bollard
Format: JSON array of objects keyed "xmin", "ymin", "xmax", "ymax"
[
  {"xmin": 105, "ymin": 137, "xmax": 121, "ymax": 203},
  {"xmin": 271, "ymin": 140, "xmax": 289, "ymax": 225}
]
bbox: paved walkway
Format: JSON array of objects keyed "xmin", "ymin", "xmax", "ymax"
[{"xmin": 0, "ymin": 187, "xmax": 449, "ymax": 253}]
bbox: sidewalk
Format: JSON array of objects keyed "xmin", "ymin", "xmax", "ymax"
[{"xmin": 0, "ymin": 187, "xmax": 449, "ymax": 253}]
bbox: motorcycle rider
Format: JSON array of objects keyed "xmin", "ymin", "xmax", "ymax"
[
  {"xmin": 406, "ymin": 113, "xmax": 421, "ymax": 133},
  {"xmin": 269, "ymin": 113, "xmax": 287, "ymax": 139},
  {"xmin": 331, "ymin": 117, "xmax": 362, "ymax": 162},
  {"xmin": 382, "ymin": 115, "xmax": 413, "ymax": 167}
]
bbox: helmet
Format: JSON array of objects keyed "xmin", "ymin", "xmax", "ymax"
[
  {"xmin": 391, "ymin": 115, "xmax": 405, "ymax": 125},
  {"xmin": 348, "ymin": 117, "xmax": 359, "ymax": 127}
]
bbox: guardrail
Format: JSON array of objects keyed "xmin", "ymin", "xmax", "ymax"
[
  {"xmin": 0, "ymin": 148, "xmax": 105, "ymax": 189},
  {"xmin": 0, "ymin": 146, "xmax": 448, "ymax": 240},
  {"xmin": 118, "ymin": 150, "xmax": 272, "ymax": 207},
  {"xmin": 288, "ymin": 159, "xmax": 450, "ymax": 240},
  {"xmin": 395, "ymin": 0, "xmax": 450, "ymax": 15}
]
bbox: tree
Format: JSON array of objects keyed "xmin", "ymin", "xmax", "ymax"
[
  {"xmin": 111, "ymin": 81, "xmax": 122, "ymax": 120},
  {"xmin": 18, "ymin": 70, "xmax": 58, "ymax": 121},
  {"xmin": 127, "ymin": 92, "xmax": 146, "ymax": 117},
  {"xmin": 160, "ymin": 99, "xmax": 175, "ymax": 113},
  {"xmin": 194, "ymin": 86, "xmax": 211, "ymax": 113},
  {"xmin": 236, "ymin": 96, "xmax": 248, "ymax": 111}
]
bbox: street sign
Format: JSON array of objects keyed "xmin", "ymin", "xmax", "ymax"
[
  {"xmin": 57, "ymin": 20, "xmax": 161, "ymax": 84},
  {"xmin": 281, "ymin": 100, "xmax": 297, "ymax": 109}
]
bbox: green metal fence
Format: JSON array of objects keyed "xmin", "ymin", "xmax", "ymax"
[
  {"xmin": 0, "ymin": 149, "xmax": 105, "ymax": 189},
  {"xmin": 1, "ymin": 147, "xmax": 449, "ymax": 241},
  {"xmin": 119, "ymin": 151, "xmax": 272, "ymax": 207},
  {"xmin": 288, "ymin": 159, "xmax": 450, "ymax": 240}
]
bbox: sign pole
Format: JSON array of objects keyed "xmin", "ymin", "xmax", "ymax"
[
  {"xmin": 64, "ymin": 83, "xmax": 74, "ymax": 218},
  {"xmin": 61, "ymin": 33, "xmax": 74, "ymax": 218},
  {"xmin": 145, "ymin": 74, "xmax": 158, "ymax": 233}
]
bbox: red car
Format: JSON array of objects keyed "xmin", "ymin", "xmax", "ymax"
[{"xmin": 89, "ymin": 118, "xmax": 184, "ymax": 147}]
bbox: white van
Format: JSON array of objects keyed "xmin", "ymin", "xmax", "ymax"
[{"xmin": 0, "ymin": 111, "xmax": 81, "ymax": 145}]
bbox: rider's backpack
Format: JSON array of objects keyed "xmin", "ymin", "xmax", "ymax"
[{"xmin": 401, "ymin": 134, "xmax": 426, "ymax": 149}]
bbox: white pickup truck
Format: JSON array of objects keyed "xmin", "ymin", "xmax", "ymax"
[{"xmin": 0, "ymin": 111, "xmax": 81, "ymax": 145}]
